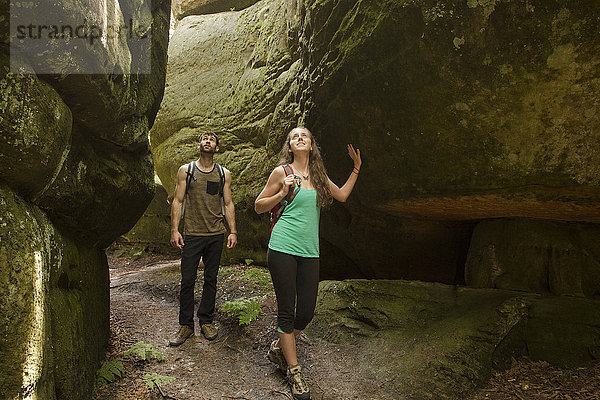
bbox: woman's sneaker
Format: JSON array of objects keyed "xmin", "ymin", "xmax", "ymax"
[
  {"xmin": 267, "ymin": 340, "xmax": 287, "ymax": 372},
  {"xmin": 286, "ymin": 364, "xmax": 311, "ymax": 400}
]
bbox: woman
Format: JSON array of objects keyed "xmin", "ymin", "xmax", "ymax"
[{"xmin": 254, "ymin": 127, "xmax": 361, "ymax": 400}]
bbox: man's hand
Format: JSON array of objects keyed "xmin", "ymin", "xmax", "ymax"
[
  {"xmin": 171, "ymin": 231, "xmax": 185, "ymax": 249},
  {"xmin": 227, "ymin": 233, "xmax": 238, "ymax": 249}
]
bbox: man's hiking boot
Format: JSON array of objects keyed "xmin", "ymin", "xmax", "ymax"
[
  {"xmin": 286, "ymin": 364, "xmax": 311, "ymax": 400},
  {"xmin": 169, "ymin": 325, "xmax": 193, "ymax": 346},
  {"xmin": 267, "ymin": 340, "xmax": 287, "ymax": 372},
  {"xmin": 200, "ymin": 323, "xmax": 218, "ymax": 340}
]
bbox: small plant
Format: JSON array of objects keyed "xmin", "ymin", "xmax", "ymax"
[
  {"xmin": 142, "ymin": 372, "xmax": 176, "ymax": 391},
  {"xmin": 244, "ymin": 258, "xmax": 254, "ymax": 266},
  {"xmin": 95, "ymin": 359, "xmax": 124, "ymax": 389},
  {"xmin": 124, "ymin": 341, "xmax": 167, "ymax": 362},
  {"xmin": 221, "ymin": 296, "xmax": 262, "ymax": 325},
  {"xmin": 94, "ymin": 342, "xmax": 169, "ymax": 393},
  {"xmin": 219, "ymin": 266, "xmax": 238, "ymax": 277},
  {"xmin": 242, "ymin": 268, "xmax": 272, "ymax": 288}
]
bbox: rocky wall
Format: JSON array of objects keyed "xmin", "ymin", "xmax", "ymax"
[
  {"xmin": 150, "ymin": 0, "xmax": 600, "ymax": 281},
  {"xmin": 305, "ymin": 279, "xmax": 600, "ymax": 399},
  {"xmin": 0, "ymin": 0, "xmax": 171, "ymax": 397}
]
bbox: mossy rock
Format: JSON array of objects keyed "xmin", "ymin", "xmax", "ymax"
[
  {"xmin": 34, "ymin": 126, "xmax": 155, "ymax": 248},
  {"xmin": 0, "ymin": 50, "xmax": 72, "ymax": 200},
  {"xmin": 306, "ymin": 279, "xmax": 600, "ymax": 398},
  {"xmin": 152, "ymin": 0, "xmax": 600, "ymax": 280},
  {"xmin": 172, "ymin": 0, "xmax": 261, "ymax": 19},
  {"xmin": 0, "ymin": 186, "xmax": 109, "ymax": 400}
]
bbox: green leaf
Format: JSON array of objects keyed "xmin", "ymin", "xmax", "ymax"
[
  {"xmin": 143, "ymin": 373, "xmax": 176, "ymax": 390},
  {"xmin": 221, "ymin": 297, "xmax": 262, "ymax": 325},
  {"xmin": 124, "ymin": 341, "xmax": 167, "ymax": 362},
  {"xmin": 95, "ymin": 359, "xmax": 124, "ymax": 389}
]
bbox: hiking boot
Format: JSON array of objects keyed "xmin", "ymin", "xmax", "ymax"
[
  {"xmin": 169, "ymin": 325, "xmax": 194, "ymax": 346},
  {"xmin": 286, "ymin": 364, "xmax": 311, "ymax": 400},
  {"xmin": 267, "ymin": 340, "xmax": 287, "ymax": 372},
  {"xmin": 200, "ymin": 323, "xmax": 218, "ymax": 340}
]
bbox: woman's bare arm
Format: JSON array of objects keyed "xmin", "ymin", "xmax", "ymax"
[
  {"xmin": 328, "ymin": 144, "xmax": 362, "ymax": 203},
  {"xmin": 255, "ymin": 167, "xmax": 295, "ymax": 214}
]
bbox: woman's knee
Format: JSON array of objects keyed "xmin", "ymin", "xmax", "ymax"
[{"xmin": 293, "ymin": 311, "xmax": 315, "ymax": 331}]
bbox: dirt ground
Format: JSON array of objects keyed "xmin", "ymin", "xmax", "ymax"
[{"xmin": 94, "ymin": 253, "xmax": 600, "ymax": 400}]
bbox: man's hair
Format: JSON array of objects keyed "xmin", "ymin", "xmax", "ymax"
[{"xmin": 198, "ymin": 131, "xmax": 219, "ymax": 146}]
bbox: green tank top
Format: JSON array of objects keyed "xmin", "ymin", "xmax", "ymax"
[{"xmin": 268, "ymin": 188, "xmax": 320, "ymax": 258}]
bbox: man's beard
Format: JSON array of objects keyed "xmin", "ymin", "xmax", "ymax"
[{"xmin": 200, "ymin": 146, "xmax": 216, "ymax": 154}]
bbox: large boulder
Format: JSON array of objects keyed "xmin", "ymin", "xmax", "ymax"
[
  {"xmin": 0, "ymin": 186, "xmax": 109, "ymax": 400},
  {"xmin": 34, "ymin": 124, "xmax": 156, "ymax": 247},
  {"xmin": 11, "ymin": 0, "xmax": 170, "ymax": 146},
  {"xmin": 172, "ymin": 0, "xmax": 261, "ymax": 20},
  {"xmin": 305, "ymin": 280, "xmax": 600, "ymax": 399},
  {"xmin": 151, "ymin": 0, "xmax": 305, "ymax": 265},
  {"xmin": 121, "ymin": 180, "xmax": 172, "ymax": 244},
  {"xmin": 465, "ymin": 218, "xmax": 600, "ymax": 297},
  {"xmin": 0, "ymin": 0, "xmax": 171, "ymax": 396},
  {"xmin": 150, "ymin": 0, "xmax": 600, "ymax": 280},
  {"xmin": 0, "ymin": 50, "xmax": 72, "ymax": 199}
]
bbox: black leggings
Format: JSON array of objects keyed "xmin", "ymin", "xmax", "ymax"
[{"xmin": 267, "ymin": 248, "xmax": 320, "ymax": 334}]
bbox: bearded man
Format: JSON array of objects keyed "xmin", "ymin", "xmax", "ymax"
[{"xmin": 169, "ymin": 132, "xmax": 238, "ymax": 346}]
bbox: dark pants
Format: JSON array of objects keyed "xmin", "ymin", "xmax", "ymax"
[
  {"xmin": 179, "ymin": 234, "xmax": 224, "ymax": 328},
  {"xmin": 267, "ymin": 248, "xmax": 320, "ymax": 333}
]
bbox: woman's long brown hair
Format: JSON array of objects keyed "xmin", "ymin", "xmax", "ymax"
[{"xmin": 277, "ymin": 127, "xmax": 333, "ymax": 208}]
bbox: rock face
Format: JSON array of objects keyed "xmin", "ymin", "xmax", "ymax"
[
  {"xmin": 150, "ymin": 0, "xmax": 600, "ymax": 281},
  {"xmin": 0, "ymin": 186, "xmax": 110, "ymax": 399},
  {"xmin": 0, "ymin": 0, "xmax": 171, "ymax": 397},
  {"xmin": 305, "ymin": 280, "xmax": 600, "ymax": 398},
  {"xmin": 172, "ymin": 0, "xmax": 261, "ymax": 19},
  {"xmin": 114, "ymin": 181, "xmax": 174, "ymax": 253},
  {"xmin": 465, "ymin": 219, "xmax": 600, "ymax": 297}
]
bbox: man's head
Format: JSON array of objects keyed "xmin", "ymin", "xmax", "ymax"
[{"xmin": 198, "ymin": 132, "xmax": 219, "ymax": 154}]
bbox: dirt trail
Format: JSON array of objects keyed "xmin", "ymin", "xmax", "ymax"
[{"xmin": 94, "ymin": 255, "xmax": 395, "ymax": 400}]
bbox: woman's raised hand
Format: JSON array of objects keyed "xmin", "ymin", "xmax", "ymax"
[{"xmin": 347, "ymin": 144, "xmax": 361, "ymax": 170}]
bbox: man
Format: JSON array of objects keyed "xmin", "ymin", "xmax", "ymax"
[{"xmin": 169, "ymin": 132, "xmax": 237, "ymax": 346}]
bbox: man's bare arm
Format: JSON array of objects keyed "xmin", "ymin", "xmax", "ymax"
[
  {"xmin": 170, "ymin": 165, "xmax": 187, "ymax": 248},
  {"xmin": 223, "ymin": 169, "xmax": 238, "ymax": 249}
]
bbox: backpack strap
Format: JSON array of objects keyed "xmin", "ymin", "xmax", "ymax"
[
  {"xmin": 269, "ymin": 164, "xmax": 300, "ymax": 231},
  {"xmin": 216, "ymin": 163, "xmax": 225, "ymax": 196},
  {"xmin": 215, "ymin": 163, "xmax": 226, "ymax": 216},
  {"xmin": 282, "ymin": 164, "xmax": 293, "ymax": 177},
  {"xmin": 181, "ymin": 161, "xmax": 196, "ymax": 221}
]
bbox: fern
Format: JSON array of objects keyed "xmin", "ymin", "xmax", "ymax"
[
  {"xmin": 95, "ymin": 359, "xmax": 124, "ymax": 389},
  {"xmin": 221, "ymin": 297, "xmax": 262, "ymax": 325},
  {"xmin": 241, "ymin": 268, "xmax": 272, "ymax": 288},
  {"xmin": 142, "ymin": 372, "xmax": 175, "ymax": 390},
  {"xmin": 124, "ymin": 341, "xmax": 166, "ymax": 362}
]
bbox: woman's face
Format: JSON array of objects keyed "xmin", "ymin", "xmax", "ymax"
[{"xmin": 288, "ymin": 128, "xmax": 312, "ymax": 153}]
